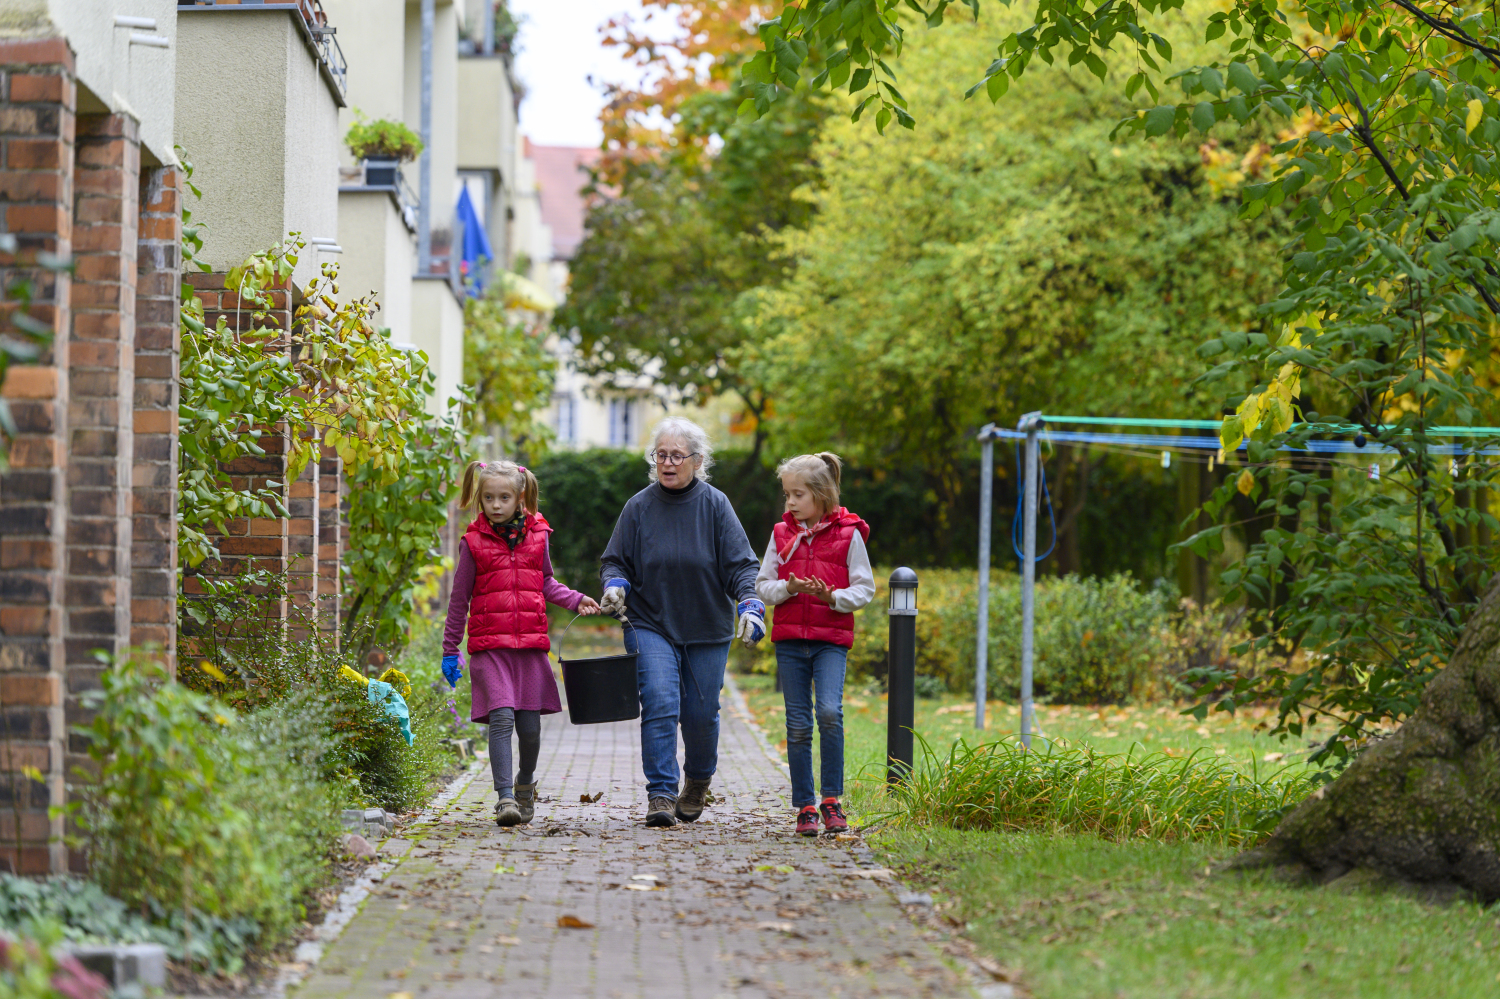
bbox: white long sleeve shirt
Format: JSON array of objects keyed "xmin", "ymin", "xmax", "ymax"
[{"xmin": 754, "ymin": 525, "xmax": 876, "ymax": 615}]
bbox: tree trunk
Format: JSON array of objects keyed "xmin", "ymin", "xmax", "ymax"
[{"xmin": 1235, "ymin": 577, "xmax": 1500, "ymax": 901}]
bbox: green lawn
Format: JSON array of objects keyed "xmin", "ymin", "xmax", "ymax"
[{"xmin": 733, "ymin": 670, "xmax": 1500, "ymax": 999}]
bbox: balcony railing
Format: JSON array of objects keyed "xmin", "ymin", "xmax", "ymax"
[{"xmin": 179, "ymin": 1, "xmax": 347, "ymax": 103}]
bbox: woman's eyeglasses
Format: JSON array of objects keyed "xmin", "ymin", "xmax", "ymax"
[{"xmin": 650, "ymin": 451, "xmax": 698, "ymax": 466}]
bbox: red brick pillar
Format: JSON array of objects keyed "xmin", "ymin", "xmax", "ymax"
[
  {"xmin": 131, "ymin": 166, "xmax": 181, "ymax": 671},
  {"xmin": 0, "ymin": 37, "xmax": 75, "ymax": 875},
  {"xmin": 64, "ymin": 112, "xmax": 140, "ymax": 784},
  {"xmin": 317, "ymin": 447, "xmax": 343, "ymax": 643}
]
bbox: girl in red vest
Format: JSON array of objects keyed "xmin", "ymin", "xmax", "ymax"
[
  {"xmin": 441, "ymin": 459, "xmax": 601, "ymax": 826},
  {"xmin": 754, "ymin": 453, "xmax": 874, "ymax": 836}
]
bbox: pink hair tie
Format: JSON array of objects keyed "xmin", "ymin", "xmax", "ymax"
[{"xmin": 517, "ymin": 465, "xmax": 528, "ymax": 474}]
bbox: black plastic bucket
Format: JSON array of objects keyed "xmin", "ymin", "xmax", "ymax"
[{"xmin": 557, "ymin": 616, "xmax": 639, "ymax": 725}]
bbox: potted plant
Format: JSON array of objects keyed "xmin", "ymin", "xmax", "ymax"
[{"xmin": 345, "ymin": 109, "xmax": 423, "ymax": 187}]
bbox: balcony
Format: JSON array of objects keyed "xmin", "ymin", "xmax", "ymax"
[
  {"xmin": 178, "ymin": 0, "xmax": 347, "ymax": 104},
  {"xmin": 339, "ymin": 158, "xmax": 419, "ymax": 234}
]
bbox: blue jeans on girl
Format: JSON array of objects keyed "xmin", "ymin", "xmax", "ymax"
[
  {"xmin": 626, "ymin": 627, "xmax": 732, "ymax": 800},
  {"xmin": 776, "ymin": 639, "xmax": 848, "ymax": 808}
]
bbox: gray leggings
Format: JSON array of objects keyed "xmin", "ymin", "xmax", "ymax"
[{"xmin": 488, "ymin": 708, "xmax": 541, "ymax": 795}]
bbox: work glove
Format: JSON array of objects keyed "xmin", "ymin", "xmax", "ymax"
[
  {"xmin": 600, "ymin": 578, "xmax": 630, "ymax": 623},
  {"xmin": 441, "ymin": 654, "xmax": 463, "ymax": 690},
  {"xmin": 736, "ymin": 599, "xmax": 766, "ymax": 648}
]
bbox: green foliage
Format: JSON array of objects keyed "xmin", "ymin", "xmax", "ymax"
[
  {"xmin": 881, "ymin": 735, "xmax": 1316, "ymax": 846},
  {"xmin": 75, "ymin": 652, "xmax": 339, "ymax": 964},
  {"xmin": 740, "ymin": 11, "xmax": 1283, "ymax": 470},
  {"xmin": 558, "ymin": 85, "xmax": 829, "ymax": 463},
  {"xmin": 342, "ymin": 401, "xmax": 467, "ymax": 664},
  {"xmin": 754, "ymin": 0, "xmax": 1500, "ymax": 774},
  {"xmin": 344, "ymin": 110, "xmax": 423, "ymax": 162},
  {"xmin": 462, "ymin": 282, "xmax": 555, "ymax": 452},
  {"xmin": 178, "ymin": 230, "xmax": 439, "ymax": 567},
  {"xmin": 182, "ymin": 590, "xmax": 461, "ymax": 814},
  {"xmin": 0, "ymin": 923, "xmax": 109, "ymax": 999}
]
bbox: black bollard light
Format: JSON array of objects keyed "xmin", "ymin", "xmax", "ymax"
[{"xmin": 886, "ymin": 567, "xmax": 919, "ymax": 787}]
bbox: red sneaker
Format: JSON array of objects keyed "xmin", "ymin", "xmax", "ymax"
[
  {"xmin": 819, "ymin": 798, "xmax": 848, "ymax": 834},
  {"xmin": 796, "ymin": 805, "xmax": 819, "ymax": 837}
]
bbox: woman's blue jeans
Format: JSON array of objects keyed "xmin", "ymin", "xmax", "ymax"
[
  {"xmin": 776, "ymin": 639, "xmax": 848, "ymax": 807},
  {"xmin": 625, "ymin": 627, "xmax": 731, "ymax": 800}
]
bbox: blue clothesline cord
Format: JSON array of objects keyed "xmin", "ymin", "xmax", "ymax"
[
  {"xmin": 1012, "ymin": 441, "xmax": 1057, "ymax": 564},
  {"xmin": 988, "ymin": 427, "xmax": 1500, "ymax": 457}
]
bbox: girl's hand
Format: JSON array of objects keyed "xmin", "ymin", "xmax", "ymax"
[
  {"xmin": 805, "ymin": 577, "xmax": 836, "ymax": 605},
  {"xmin": 786, "ymin": 573, "xmax": 817, "ymax": 595},
  {"xmin": 578, "ymin": 596, "xmax": 602, "ymax": 616}
]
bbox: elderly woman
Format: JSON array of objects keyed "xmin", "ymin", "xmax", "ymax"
[{"xmin": 599, "ymin": 417, "xmax": 764, "ymax": 827}]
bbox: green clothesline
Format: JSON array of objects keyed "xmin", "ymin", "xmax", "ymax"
[{"xmin": 1044, "ymin": 415, "xmax": 1500, "ymax": 437}]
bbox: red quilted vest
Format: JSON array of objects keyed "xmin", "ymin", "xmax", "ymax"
[
  {"xmin": 463, "ymin": 511, "xmax": 553, "ymax": 652},
  {"xmin": 771, "ymin": 508, "xmax": 871, "ymax": 648}
]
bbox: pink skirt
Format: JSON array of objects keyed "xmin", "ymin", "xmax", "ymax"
[{"xmin": 468, "ymin": 648, "xmax": 562, "ymax": 721}]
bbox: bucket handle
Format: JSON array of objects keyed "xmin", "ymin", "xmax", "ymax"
[{"xmin": 555, "ymin": 610, "xmax": 631, "ymax": 662}]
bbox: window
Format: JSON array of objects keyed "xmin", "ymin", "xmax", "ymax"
[
  {"xmin": 608, "ymin": 398, "xmax": 634, "ymax": 448},
  {"xmin": 554, "ymin": 393, "xmax": 576, "ymax": 444}
]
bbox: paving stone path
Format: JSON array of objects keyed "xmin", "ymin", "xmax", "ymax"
[{"xmin": 290, "ymin": 681, "xmax": 985, "ymax": 999}]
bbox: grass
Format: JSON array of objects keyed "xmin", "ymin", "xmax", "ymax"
[
  {"xmin": 734, "ymin": 670, "xmax": 1500, "ymax": 997},
  {"xmin": 881, "ymin": 828, "xmax": 1500, "ymax": 999}
]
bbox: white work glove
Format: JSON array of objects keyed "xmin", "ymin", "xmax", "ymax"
[
  {"xmin": 736, "ymin": 599, "xmax": 766, "ymax": 648},
  {"xmin": 600, "ymin": 578, "xmax": 630, "ymax": 624}
]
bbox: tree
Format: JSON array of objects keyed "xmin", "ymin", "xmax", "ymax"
[
  {"xmin": 559, "ymin": 8, "xmax": 830, "ymax": 493},
  {"xmin": 462, "ymin": 280, "xmax": 556, "ymax": 458},
  {"xmin": 737, "ymin": 12, "xmax": 1286, "ymax": 565},
  {"xmin": 748, "ymin": 0, "xmax": 1500, "ymax": 889}
]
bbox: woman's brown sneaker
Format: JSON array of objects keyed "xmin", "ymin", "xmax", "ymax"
[
  {"xmin": 675, "ymin": 777, "xmax": 711, "ymax": 822},
  {"xmin": 646, "ymin": 796, "xmax": 678, "ymax": 828}
]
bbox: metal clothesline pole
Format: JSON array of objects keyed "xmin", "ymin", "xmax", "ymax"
[
  {"xmin": 974, "ymin": 424, "xmax": 998, "ymax": 732},
  {"xmin": 1018, "ymin": 411, "xmax": 1043, "ymax": 750}
]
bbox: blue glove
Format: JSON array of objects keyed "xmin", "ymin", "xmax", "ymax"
[
  {"xmin": 736, "ymin": 599, "xmax": 766, "ymax": 648},
  {"xmin": 441, "ymin": 654, "xmax": 462, "ymax": 689},
  {"xmin": 600, "ymin": 578, "xmax": 631, "ymax": 620}
]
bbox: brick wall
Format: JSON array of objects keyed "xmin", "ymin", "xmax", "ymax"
[
  {"xmin": 64, "ymin": 112, "xmax": 141, "ymax": 787},
  {"xmin": 0, "ymin": 37, "xmax": 75, "ymax": 875},
  {"xmin": 132, "ymin": 166, "xmax": 181, "ymax": 669}
]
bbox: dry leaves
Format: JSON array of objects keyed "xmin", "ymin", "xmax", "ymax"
[
  {"xmin": 557, "ymin": 915, "xmax": 594, "ymax": 929},
  {"xmin": 580, "ymin": 791, "xmax": 605, "ymax": 802}
]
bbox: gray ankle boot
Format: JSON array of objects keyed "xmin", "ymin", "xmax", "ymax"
[
  {"xmin": 495, "ymin": 793, "xmax": 521, "ymax": 827},
  {"xmin": 515, "ymin": 782, "xmax": 537, "ymax": 824}
]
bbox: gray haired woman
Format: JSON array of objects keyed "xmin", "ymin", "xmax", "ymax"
[{"xmin": 599, "ymin": 417, "xmax": 765, "ymax": 827}]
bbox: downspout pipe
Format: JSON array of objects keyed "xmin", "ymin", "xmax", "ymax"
[
  {"xmin": 417, "ymin": 0, "xmax": 434, "ymax": 275},
  {"xmin": 483, "ymin": 0, "xmax": 495, "ymax": 55}
]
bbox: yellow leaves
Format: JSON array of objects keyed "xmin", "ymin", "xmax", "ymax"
[
  {"xmin": 1237, "ymin": 469, "xmax": 1256, "ymax": 496},
  {"xmin": 1467, "ymin": 98, "xmax": 1484, "ymax": 134},
  {"xmin": 1219, "ymin": 316, "xmax": 1316, "ymax": 453},
  {"xmin": 198, "ymin": 661, "xmax": 228, "ymax": 682}
]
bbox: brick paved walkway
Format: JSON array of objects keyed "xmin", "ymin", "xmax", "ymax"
[{"xmin": 290, "ymin": 680, "xmax": 980, "ymax": 999}]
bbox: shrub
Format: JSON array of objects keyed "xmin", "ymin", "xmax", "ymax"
[
  {"xmin": 75, "ymin": 653, "xmax": 339, "ymax": 963},
  {"xmin": 0, "ymin": 924, "xmax": 110, "ymax": 999},
  {"xmin": 183, "ymin": 612, "xmax": 463, "ymax": 815},
  {"xmin": 878, "ymin": 736, "xmax": 1318, "ymax": 846},
  {"xmin": 344, "ymin": 113, "xmax": 423, "ymax": 161}
]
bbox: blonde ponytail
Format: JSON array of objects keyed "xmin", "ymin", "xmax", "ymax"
[{"xmin": 776, "ymin": 452, "xmax": 844, "ymax": 516}]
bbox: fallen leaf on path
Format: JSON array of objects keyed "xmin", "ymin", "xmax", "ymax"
[
  {"xmin": 494, "ymin": 935, "xmax": 520, "ymax": 945},
  {"xmin": 846, "ymin": 868, "xmax": 894, "ymax": 880},
  {"xmin": 580, "ymin": 791, "xmax": 604, "ymax": 802},
  {"xmin": 387, "ymin": 993, "xmax": 414, "ymax": 999},
  {"xmin": 629, "ymin": 874, "xmax": 659, "ymax": 881},
  {"xmin": 624, "ymin": 883, "xmax": 655, "ymax": 891},
  {"xmin": 557, "ymin": 915, "xmax": 593, "ymax": 929},
  {"xmin": 757, "ymin": 921, "xmax": 795, "ymax": 933}
]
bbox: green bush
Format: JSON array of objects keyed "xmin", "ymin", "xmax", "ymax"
[
  {"xmin": 344, "ymin": 112, "xmax": 423, "ymax": 161},
  {"xmin": 74, "ymin": 654, "xmax": 340, "ymax": 966},
  {"xmin": 0, "ymin": 923, "xmax": 110, "ymax": 999},
  {"xmin": 741, "ymin": 569, "xmax": 1174, "ymax": 704}
]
